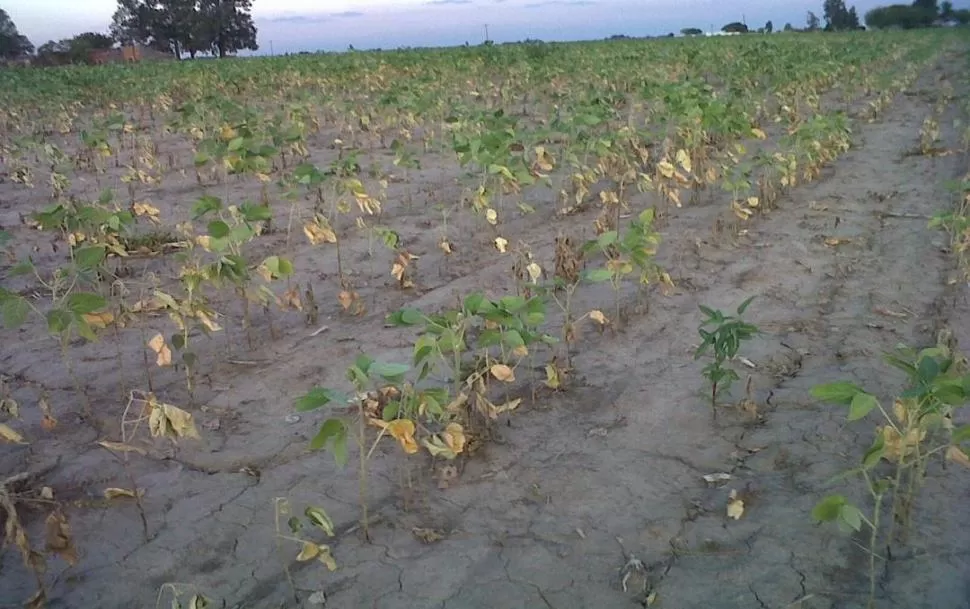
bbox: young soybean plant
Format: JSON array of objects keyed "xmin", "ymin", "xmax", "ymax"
[{"xmin": 693, "ymin": 296, "xmax": 759, "ymax": 420}]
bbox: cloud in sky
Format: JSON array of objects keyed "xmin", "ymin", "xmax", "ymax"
[{"xmin": 6, "ymin": 0, "xmax": 967, "ymax": 54}]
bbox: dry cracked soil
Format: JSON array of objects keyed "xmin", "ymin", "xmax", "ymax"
[{"xmin": 2, "ymin": 47, "xmax": 970, "ymax": 609}]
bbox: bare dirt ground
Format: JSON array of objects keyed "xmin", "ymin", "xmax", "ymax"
[{"xmin": 2, "ymin": 47, "xmax": 970, "ymax": 609}]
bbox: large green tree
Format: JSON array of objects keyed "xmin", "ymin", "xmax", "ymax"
[
  {"xmin": 110, "ymin": 0, "xmax": 257, "ymax": 59},
  {"xmin": 823, "ymin": 0, "xmax": 861, "ymax": 30},
  {"xmin": 196, "ymin": 0, "xmax": 258, "ymax": 58},
  {"xmin": 864, "ymin": 0, "xmax": 939, "ymax": 28},
  {"xmin": 0, "ymin": 8, "xmax": 34, "ymax": 59}
]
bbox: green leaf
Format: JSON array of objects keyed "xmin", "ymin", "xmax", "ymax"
[
  {"xmin": 240, "ymin": 203, "xmax": 272, "ymax": 222},
  {"xmin": 839, "ymin": 504, "xmax": 863, "ymax": 532},
  {"xmin": 0, "ymin": 230, "xmax": 10, "ymax": 247},
  {"xmin": 310, "ymin": 418, "xmax": 348, "ymax": 468},
  {"xmin": 848, "ymin": 392, "xmax": 879, "ymax": 421},
  {"xmin": 382, "ymin": 401, "xmax": 400, "ymax": 421},
  {"xmin": 503, "ymin": 329, "xmax": 526, "ymax": 350},
  {"xmin": 228, "ymin": 137, "xmax": 245, "ymax": 152},
  {"xmin": 596, "ymin": 231, "xmax": 619, "ymax": 248},
  {"xmin": 66, "ymin": 292, "xmax": 107, "ymax": 314},
  {"xmin": 74, "ymin": 314, "xmax": 97, "ymax": 342},
  {"xmin": 74, "ymin": 245, "xmax": 107, "ymax": 269},
  {"xmin": 811, "ymin": 381, "xmax": 864, "ymax": 406},
  {"xmin": 736, "ymin": 295, "xmax": 756, "ymax": 315},
  {"xmin": 46, "ymin": 309, "xmax": 73, "ymax": 335},
  {"xmin": 295, "ymin": 388, "xmax": 346, "ymax": 411},
  {"xmin": 304, "ymin": 506, "xmax": 335, "ymax": 536},
  {"xmin": 1, "ymin": 297, "xmax": 29, "ymax": 329},
  {"xmin": 192, "ymin": 195, "xmax": 222, "ymax": 218},
  {"xmin": 370, "ymin": 362, "xmax": 410, "ymax": 381},
  {"xmin": 387, "ymin": 308, "xmax": 424, "ymax": 326},
  {"xmin": 584, "ymin": 268, "xmax": 613, "ymax": 283},
  {"xmin": 811, "ymin": 495, "xmax": 847, "ymax": 522},
  {"xmin": 207, "ymin": 220, "xmax": 230, "ymax": 239},
  {"xmin": 917, "ymin": 355, "xmax": 940, "ymax": 383},
  {"xmin": 862, "ymin": 433, "xmax": 885, "ymax": 469},
  {"xmin": 698, "ymin": 305, "xmax": 718, "ymax": 319},
  {"xmin": 354, "ymin": 354, "xmax": 375, "ymax": 375}
]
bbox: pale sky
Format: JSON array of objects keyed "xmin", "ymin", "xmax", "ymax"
[{"xmin": 4, "ymin": 0, "xmax": 968, "ymax": 53}]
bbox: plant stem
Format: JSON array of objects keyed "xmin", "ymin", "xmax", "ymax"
[
  {"xmin": 868, "ymin": 493, "xmax": 884, "ymax": 609},
  {"xmin": 357, "ymin": 400, "xmax": 370, "ymax": 542}
]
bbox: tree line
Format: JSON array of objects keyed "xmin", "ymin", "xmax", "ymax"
[
  {"xmin": 0, "ymin": 0, "xmax": 258, "ymax": 65},
  {"xmin": 677, "ymin": 0, "xmax": 967, "ymax": 36},
  {"xmin": 865, "ymin": 0, "xmax": 969, "ymax": 29}
]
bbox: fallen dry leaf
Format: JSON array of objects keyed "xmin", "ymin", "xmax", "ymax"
[
  {"xmin": 412, "ymin": 527, "xmax": 445, "ymax": 544},
  {"xmin": 0, "ymin": 423, "xmax": 26, "ymax": 444},
  {"xmin": 97, "ymin": 440, "xmax": 147, "ymax": 455},
  {"xmin": 494, "ymin": 237, "xmax": 509, "ymax": 253},
  {"xmin": 727, "ymin": 489, "xmax": 745, "ymax": 520},
  {"xmin": 873, "ymin": 307, "xmax": 908, "ymax": 319},
  {"xmin": 44, "ymin": 509, "xmax": 78, "ymax": 566},
  {"xmin": 589, "ymin": 310, "xmax": 608, "ymax": 325},
  {"xmin": 103, "ymin": 488, "xmax": 140, "ymax": 500}
]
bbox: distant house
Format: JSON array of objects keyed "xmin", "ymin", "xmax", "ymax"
[{"xmin": 89, "ymin": 44, "xmax": 174, "ymax": 65}]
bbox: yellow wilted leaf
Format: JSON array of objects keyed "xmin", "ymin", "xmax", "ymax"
[
  {"xmin": 946, "ymin": 445, "xmax": 970, "ymax": 468},
  {"xmin": 317, "ymin": 545, "xmax": 337, "ymax": 571},
  {"xmin": 657, "ymin": 160, "xmax": 675, "ymax": 179},
  {"xmin": 490, "ymin": 364, "xmax": 515, "ymax": 383},
  {"xmin": 303, "ymin": 218, "xmax": 337, "ymax": 245},
  {"xmin": 490, "ymin": 398, "xmax": 522, "ymax": 419},
  {"xmin": 422, "ymin": 435, "xmax": 458, "ymax": 459},
  {"xmin": 296, "ymin": 541, "xmax": 320, "ymax": 561},
  {"xmin": 675, "ymin": 149, "xmax": 692, "ymax": 173},
  {"xmin": 485, "ymin": 208, "xmax": 498, "ymax": 225},
  {"xmin": 439, "ymin": 239, "xmax": 454, "ymax": 254},
  {"xmin": 0, "ymin": 423, "xmax": 26, "ymax": 444},
  {"xmin": 589, "ymin": 310, "xmax": 608, "ymax": 325},
  {"xmin": 383, "ymin": 419, "xmax": 419, "ymax": 454},
  {"xmin": 103, "ymin": 488, "xmax": 139, "ymax": 500},
  {"xmin": 442, "ymin": 423, "xmax": 466, "ymax": 455},
  {"xmin": 338, "ymin": 290, "xmax": 356, "ymax": 311},
  {"xmin": 195, "ymin": 310, "xmax": 221, "ymax": 332},
  {"xmin": 544, "ymin": 364, "xmax": 562, "ymax": 389},
  {"xmin": 880, "ymin": 425, "xmax": 925, "ymax": 462},
  {"xmin": 82, "ymin": 311, "xmax": 114, "ymax": 329},
  {"xmin": 494, "ymin": 237, "xmax": 509, "ymax": 253},
  {"xmin": 727, "ymin": 489, "xmax": 745, "ymax": 520},
  {"xmin": 731, "ymin": 201, "xmax": 753, "ymax": 220},
  {"xmin": 751, "ymin": 128, "xmax": 767, "ymax": 140},
  {"xmin": 149, "ymin": 399, "xmax": 201, "ymax": 441},
  {"xmin": 132, "ymin": 202, "xmax": 161, "ymax": 224},
  {"xmin": 195, "ymin": 235, "xmax": 213, "ymax": 251},
  {"xmin": 746, "ymin": 196, "xmax": 760, "ymax": 208},
  {"xmin": 147, "ymin": 333, "xmax": 172, "ymax": 367},
  {"xmin": 534, "ymin": 146, "xmax": 554, "ymax": 171},
  {"xmin": 667, "ymin": 189, "xmax": 682, "ymax": 208},
  {"xmin": 526, "ymin": 262, "xmax": 542, "ymax": 284}
]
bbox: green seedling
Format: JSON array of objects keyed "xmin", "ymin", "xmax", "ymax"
[{"xmin": 693, "ymin": 296, "xmax": 759, "ymax": 420}]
